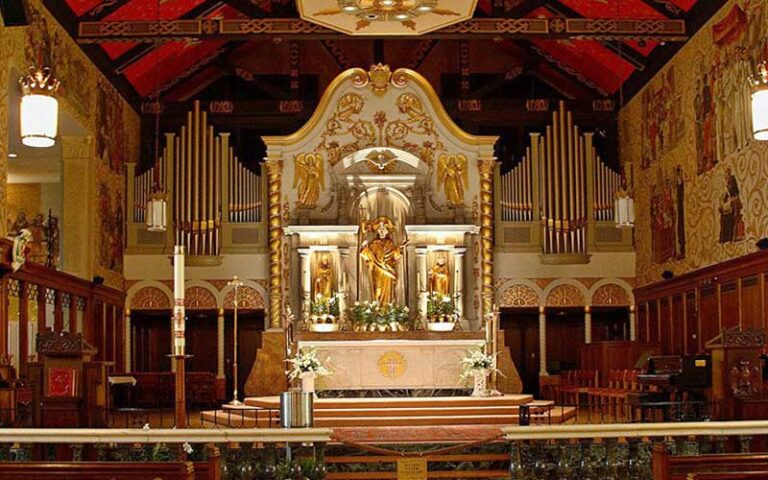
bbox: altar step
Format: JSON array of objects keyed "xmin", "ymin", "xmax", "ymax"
[{"xmin": 201, "ymin": 395, "xmax": 576, "ymax": 428}]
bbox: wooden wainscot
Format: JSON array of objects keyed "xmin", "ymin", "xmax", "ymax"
[
  {"xmin": 706, "ymin": 326, "xmax": 765, "ymax": 420},
  {"xmin": 0, "ymin": 461, "xmax": 195, "ymax": 480},
  {"xmin": 652, "ymin": 443, "xmax": 768, "ymax": 480},
  {"xmin": 27, "ymin": 331, "xmax": 110, "ymax": 428}
]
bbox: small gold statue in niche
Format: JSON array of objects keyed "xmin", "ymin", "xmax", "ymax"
[
  {"xmin": 428, "ymin": 255, "xmax": 451, "ymax": 297},
  {"xmin": 293, "ymin": 152, "xmax": 325, "ymax": 208},
  {"xmin": 437, "ymin": 153, "xmax": 469, "ymax": 206},
  {"xmin": 313, "ymin": 253, "xmax": 334, "ymax": 299},
  {"xmin": 360, "ymin": 216, "xmax": 408, "ymax": 305}
]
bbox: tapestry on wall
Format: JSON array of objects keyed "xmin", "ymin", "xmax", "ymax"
[
  {"xmin": 98, "ymin": 182, "xmax": 124, "ymax": 271},
  {"xmin": 626, "ymin": 0, "xmax": 768, "ymax": 287}
]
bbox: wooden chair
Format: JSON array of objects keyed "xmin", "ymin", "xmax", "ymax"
[{"xmin": 652, "ymin": 444, "xmax": 768, "ymax": 480}]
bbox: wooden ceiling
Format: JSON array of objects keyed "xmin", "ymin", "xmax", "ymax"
[{"xmin": 43, "ymin": 0, "xmax": 727, "ymax": 108}]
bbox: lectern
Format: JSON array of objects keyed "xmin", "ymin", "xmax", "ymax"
[
  {"xmin": 706, "ymin": 326, "xmax": 765, "ymax": 420},
  {"xmin": 28, "ymin": 331, "xmax": 109, "ymax": 427}
]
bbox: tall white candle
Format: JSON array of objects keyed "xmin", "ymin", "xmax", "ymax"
[{"xmin": 173, "ymin": 245, "xmax": 186, "ymax": 356}]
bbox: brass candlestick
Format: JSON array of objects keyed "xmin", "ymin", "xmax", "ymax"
[{"xmin": 226, "ymin": 275, "xmax": 244, "ymax": 407}]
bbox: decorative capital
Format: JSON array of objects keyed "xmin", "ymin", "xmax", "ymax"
[{"xmin": 477, "ymin": 158, "xmax": 496, "ymax": 176}]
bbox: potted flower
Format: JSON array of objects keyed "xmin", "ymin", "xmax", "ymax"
[
  {"xmin": 308, "ymin": 294, "xmax": 341, "ymax": 332},
  {"xmin": 349, "ymin": 301, "xmax": 411, "ymax": 332},
  {"xmin": 460, "ymin": 348, "xmax": 499, "ymax": 397},
  {"xmin": 426, "ymin": 293, "xmax": 459, "ymax": 332},
  {"xmin": 287, "ymin": 348, "xmax": 331, "ymax": 395}
]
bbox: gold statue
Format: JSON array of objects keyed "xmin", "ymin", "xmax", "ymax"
[
  {"xmin": 313, "ymin": 253, "xmax": 334, "ymax": 299},
  {"xmin": 360, "ymin": 216, "xmax": 408, "ymax": 305},
  {"xmin": 437, "ymin": 153, "xmax": 469, "ymax": 206},
  {"xmin": 293, "ymin": 152, "xmax": 325, "ymax": 208},
  {"xmin": 428, "ymin": 255, "xmax": 451, "ymax": 297}
]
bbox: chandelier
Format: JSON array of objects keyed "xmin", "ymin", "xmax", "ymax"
[
  {"xmin": 338, "ymin": 0, "xmax": 438, "ymax": 22},
  {"xmin": 19, "ymin": 66, "xmax": 60, "ymax": 148},
  {"xmin": 751, "ymin": 60, "xmax": 768, "ymax": 141}
]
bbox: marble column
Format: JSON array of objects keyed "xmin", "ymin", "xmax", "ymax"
[
  {"xmin": 416, "ymin": 248, "xmax": 428, "ymax": 320},
  {"xmin": 584, "ymin": 305, "xmax": 592, "ymax": 344},
  {"xmin": 539, "ymin": 306, "xmax": 548, "ymax": 376},
  {"xmin": 454, "ymin": 247, "xmax": 466, "ymax": 323},
  {"xmin": 124, "ymin": 309, "xmax": 131, "ymax": 372},
  {"xmin": 298, "ymin": 248, "xmax": 311, "ymax": 321},
  {"xmin": 217, "ymin": 309, "xmax": 225, "ymax": 380},
  {"xmin": 629, "ymin": 305, "xmax": 637, "ymax": 341}
]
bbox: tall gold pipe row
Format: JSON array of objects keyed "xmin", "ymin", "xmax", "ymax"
[
  {"xmin": 498, "ymin": 154, "xmax": 534, "ymax": 222},
  {"xmin": 592, "ymin": 150, "xmax": 620, "ymax": 221},
  {"xmin": 227, "ymin": 156, "xmax": 263, "ymax": 223},
  {"xmin": 530, "ymin": 101, "xmax": 590, "ymax": 255}
]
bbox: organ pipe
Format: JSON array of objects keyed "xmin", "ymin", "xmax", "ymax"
[
  {"xmin": 132, "ymin": 101, "xmax": 263, "ymax": 255},
  {"xmin": 495, "ymin": 101, "xmax": 621, "ymax": 254}
]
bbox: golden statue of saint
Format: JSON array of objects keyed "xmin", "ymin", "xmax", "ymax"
[
  {"xmin": 293, "ymin": 153, "xmax": 325, "ymax": 208},
  {"xmin": 360, "ymin": 217, "xmax": 407, "ymax": 305},
  {"xmin": 428, "ymin": 256, "xmax": 451, "ymax": 297},
  {"xmin": 313, "ymin": 253, "xmax": 334, "ymax": 299},
  {"xmin": 437, "ymin": 153, "xmax": 469, "ymax": 206}
]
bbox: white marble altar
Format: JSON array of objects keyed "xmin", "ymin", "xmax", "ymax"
[{"xmin": 296, "ymin": 338, "xmax": 485, "ymax": 390}]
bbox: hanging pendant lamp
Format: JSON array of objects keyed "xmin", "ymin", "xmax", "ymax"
[
  {"xmin": 752, "ymin": 60, "xmax": 768, "ymax": 141},
  {"xmin": 19, "ymin": 66, "xmax": 60, "ymax": 148}
]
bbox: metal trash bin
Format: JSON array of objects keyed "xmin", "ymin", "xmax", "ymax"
[{"xmin": 280, "ymin": 391, "xmax": 314, "ymax": 428}]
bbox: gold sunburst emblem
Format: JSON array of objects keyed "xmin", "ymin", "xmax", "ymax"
[{"xmin": 377, "ymin": 351, "xmax": 407, "ymax": 378}]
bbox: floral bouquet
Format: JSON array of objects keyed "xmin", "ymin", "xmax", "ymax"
[
  {"xmin": 460, "ymin": 348, "xmax": 500, "ymax": 397},
  {"xmin": 308, "ymin": 293, "xmax": 341, "ymax": 331},
  {"xmin": 426, "ymin": 293, "xmax": 459, "ymax": 323},
  {"xmin": 350, "ymin": 300, "xmax": 411, "ymax": 332},
  {"xmin": 286, "ymin": 348, "xmax": 331, "ymax": 381}
]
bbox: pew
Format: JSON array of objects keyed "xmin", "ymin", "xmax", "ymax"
[
  {"xmin": 653, "ymin": 444, "xmax": 768, "ymax": 480},
  {"xmin": 0, "ymin": 461, "xmax": 195, "ymax": 480}
]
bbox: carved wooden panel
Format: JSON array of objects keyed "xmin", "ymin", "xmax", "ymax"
[
  {"xmin": 224, "ymin": 286, "xmax": 264, "ymax": 310},
  {"xmin": 184, "ymin": 286, "xmax": 217, "ymax": 310},
  {"xmin": 545, "ymin": 284, "xmax": 585, "ymax": 307},
  {"xmin": 591, "ymin": 284, "xmax": 631, "ymax": 306},
  {"xmin": 499, "ymin": 284, "xmax": 540, "ymax": 308},
  {"xmin": 130, "ymin": 286, "xmax": 171, "ymax": 310}
]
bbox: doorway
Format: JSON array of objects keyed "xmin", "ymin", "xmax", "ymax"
[
  {"xmin": 500, "ymin": 309, "xmax": 540, "ymax": 396},
  {"xmin": 224, "ymin": 311, "xmax": 264, "ymax": 401}
]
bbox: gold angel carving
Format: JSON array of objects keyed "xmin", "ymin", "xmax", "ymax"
[
  {"xmin": 437, "ymin": 153, "xmax": 469, "ymax": 206},
  {"xmin": 293, "ymin": 153, "xmax": 325, "ymax": 208}
]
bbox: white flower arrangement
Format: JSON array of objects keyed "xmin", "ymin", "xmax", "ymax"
[
  {"xmin": 286, "ymin": 348, "xmax": 331, "ymax": 381},
  {"xmin": 460, "ymin": 348, "xmax": 500, "ymax": 381}
]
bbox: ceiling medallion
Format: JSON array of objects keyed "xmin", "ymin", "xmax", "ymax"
[{"xmin": 297, "ymin": 0, "xmax": 477, "ymax": 36}]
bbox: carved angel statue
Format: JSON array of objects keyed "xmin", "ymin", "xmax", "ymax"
[
  {"xmin": 437, "ymin": 153, "xmax": 469, "ymax": 206},
  {"xmin": 293, "ymin": 153, "xmax": 325, "ymax": 208}
]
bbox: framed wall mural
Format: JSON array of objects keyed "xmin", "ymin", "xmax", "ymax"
[
  {"xmin": 718, "ymin": 167, "xmax": 744, "ymax": 244},
  {"xmin": 641, "ymin": 66, "xmax": 683, "ymax": 168},
  {"xmin": 96, "ymin": 80, "xmax": 126, "ymax": 174},
  {"xmin": 650, "ymin": 165, "xmax": 685, "ymax": 264},
  {"xmin": 98, "ymin": 182, "xmax": 124, "ymax": 271}
]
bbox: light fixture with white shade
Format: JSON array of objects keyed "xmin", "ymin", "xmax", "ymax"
[
  {"xmin": 751, "ymin": 60, "xmax": 768, "ymax": 141},
  {"xmin": 614, "ymin": 187, "xmax": 635, "ymax": 229},
  {"xmin": 19, "ymin": 66, "xmax": 60, "ymax": 148},
  {"xmin": 146, "ymin": 189, "xmax": 167, "ymax": 232}
]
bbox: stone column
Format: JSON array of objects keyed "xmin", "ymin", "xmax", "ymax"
[
  {"xmin": 629, "ymin": 305, "xmax": 637, "ymax": 341},
  {"xmin": 217, "ymin": 309, "xmax": 226, "ymax": 380},
  {"xmin": 454, "ymin": 247, "xmax": 466, "ymax": 321},
  {"xmin": 584, "ymin": 305, "xmax": 592, "ymax": 344},
  {"xmin": 416, "ymin": 248, "xmax": 428, "ymax": 320},
  {"xmin": 124, "ymin": 309, "xmax": 131, "ymax": 372},
  {"xmin": 298, "ymin": 248, "xmax": 312, "ymax": 321},
  {"xmin": 539, "ymin": 306, "xmax": 548, "ymax": 376}
]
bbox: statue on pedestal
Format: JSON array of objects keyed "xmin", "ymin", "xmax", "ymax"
[
  {"xmin": 360, "ymin": 216, "xmax": 407, "ymax": 305},
  {"xmin": 428, "ymin": 255, "xmax": 451, "ymax": 297},
  {"xmin": 313, "ymin": 253, "xmax": 334, "ymax": 299}
]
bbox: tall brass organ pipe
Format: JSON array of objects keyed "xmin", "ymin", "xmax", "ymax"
[
  {"xmin": 593, "ymin": 148, "xmax": 620, "ymax": 222},
  {"xmin": 499, "ymin": 150, "xmax": 533, "ymax": 221},
  {"xmin": 531, "ymin": 101, "xmax": 591, "ymax": 255},
  {"xmin": 229, "ymin": 153, "xmax": 263, "ymax": 223}
]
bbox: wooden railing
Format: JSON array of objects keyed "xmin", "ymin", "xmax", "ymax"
[
  {"xmin": 0, "ymin": 238, "xmax": 126, "ymax": 375},
  {"xmin": 653, "ymin": 445, "xmax": 768, "ymax": 480}
]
